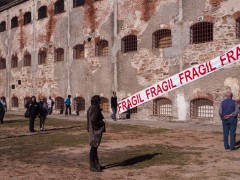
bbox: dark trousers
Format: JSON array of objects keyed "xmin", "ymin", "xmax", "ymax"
[
  {"xmin": 48, "ymin": 107, "xmax": 53, "ymax": 115},
  {"xmin": 90, "ymin": 146, "xmax": 98, "ymax": 161},
  {"xmin": 65, "ymin": 105, "xmax": 71, "ymax": 115},
  {"xmin": 39, "ymin": 115, "xmax": 46, "ymax": 129},
  {"xmin": 0, "ymin": 111, "xmax": 5, "ymax": 123},
  {"xmin": 111, "ymin": 108, "xmax": 117, "ymax": 120},
  {"xmin": 29, "ymin": 116, "xmax": 36, "ymax": 132},
  {"xmin": 222, "ymin": 117, "xmax": 237, "ymax": 148}
]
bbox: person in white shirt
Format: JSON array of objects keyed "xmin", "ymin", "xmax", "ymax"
[{"xmin": 47, "ymin": 96, "xmax": 54, "ymax": 115}]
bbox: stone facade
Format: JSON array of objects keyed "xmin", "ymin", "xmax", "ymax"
[{"xmin": 0, "ymin": 0, "xmax": 239, "ymax": 122}]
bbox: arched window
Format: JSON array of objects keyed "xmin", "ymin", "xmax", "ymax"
[
  {"xmin": 73, "ymin": 44, "xmax": 84, "ymax": 59},
  {"xmin": 38, "ymin": 49, "xmax": 47, "ymax": 64},
  {"xmin": 121, "ymin": 35, "xmax": 137, "ymax": 53},
  {"xmin": 153, "ymin": 29, "xmax": 172, "ymax": 48},
  {"xmin": 0, "ymin": 21, "xmax": 6, "ymax": 32},
  {"xmin": 190, "ymin": 22, "xmax": 213, "ymax": 44},
  {"xmin": 73, "ymin": 0, "xmax": 85, "ymax": 7},
  {"xmin": 24, "ymin": 12, "xmax": 31, "ymax": 25},
  {"xmin": 153, "ymin": 98, "xmax": 172, "ymax": 116},
  {"xmin": 73, "ymin": 97, "xmax": 85, "ymax": 111},
  {"xmin": 55, "ymin": 48, "xmax": 64, "ymax": 62},
  {"xmin": 24, "ymin": 53, "xmax": 31, "ymax": 66},
  {"xmin": 11, "ymin": 16, "xmax": 18, "ymax": 28},
  {"xmin": 236, "ymin": 17, "xmax": 240, "ymax": 38},
  {"xmin": 55, "ymin": 96, "xmax": 64, "ymax": 109},
  {"xmin": 24, "ymin": 96, "xmax": 31, "ymax": 106},
  {"xmin": 55, "ymin": 0, "xmax": 65, "ymax": 14},
  {"xmin": 12, "ymin": 96, "xmax": 19, "ymax": 107},
  {"xmin": 11, "ymin": 55, "xmax": 18, "ymax": 68},
  {"xmin": 96, "ymin": 40, "xmax": 108, "ymax": 56},
  {"xmin": 100, "ymin": 97, "xmax": 109, "ymax": 112},
  {"xmin": 0, "ymin": 58, "xmax": 6, "ymax": 69},
  {"xmin": 190, "ymin": 98, "xmax": 213, "ymax": 118},
  {"xmin": 38, "ymin": 6, "xmax": 47, "ymax": 20}
]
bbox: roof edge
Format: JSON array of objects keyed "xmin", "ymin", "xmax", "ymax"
[{"xmin": 0, "ymin": 0, "xmax": 29, "ymax": 13}]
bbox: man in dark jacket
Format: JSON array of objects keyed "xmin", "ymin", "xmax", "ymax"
[
  {"xmin": 0, "ymin": 101, "xmax": 4, "ymax": 124},
  {"xmin": 25, "ymin": 96, "xmax": 39, "ymax": 132},
  {"xmin": 219, "ymin": 92, "xmax": 239, "ymax": 150},
  {"xmin": 38, "ymin": 98, "xmax": 48, "ymax": 131},
  {"xmin": 111, "ymin": 91, "xmax": 117, "ymax": 121}
]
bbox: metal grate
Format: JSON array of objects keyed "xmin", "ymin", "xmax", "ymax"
[
  {"xmin": 11, "ymin": 55, "xmax": 18, "ymax": 68},
  {"xmin": 24, "ymin": 53, "xmax": 31, "ymax": 66},
  {"xmin": 153, "ymin": 98, "xmax": 172, "ymax": 116},
  {"xmin": 152, "ymin": 29, "xmax": 172, "ymax": 48},
  {"xmin": 96, "ymin": 40, "xmax": 108, "ymax": 56},
  {"xmin": 24, "ymin": 96, "xmax": 31, "ymax": 106},
  {"xmin": 38, "ymin": 6, "xmax": 47, "ymax": 20},
  {"xmin": 190, "ymin": 98, "xmax": 213, "ymax": 118},
  {"xmin": 237, "ymin": 17, "xmax": 240, "ymax": 38},
  {"xmin": 38, "ymin": 50, "xmax": 47, "ymax": 64},
  {"xmin": 55, "ymin": 97, "xmax": 64, "ymax": 110},
  {"xmin": 100, "ymin": 97, "xmax": 109, "ymax": 112},
  {"xmin": 24, "ymin": 12, "xmax": 31, "ymax": 25},
  {"xmin": 73, "ymin": 97, "xmax": 85, "ymax": 111},
  {"xmin": 11, "ymin": 16, "xmax": 18, "ymax": 28},
  {"xmin": 73, "ymin": 0, "xmax": 85, "ymax": 7},
  {"xmin": 190, "ymin": 22, "xmax": 213, "ymax": 44},
  {"xmin": 55, "ymin": 48, "xmax": 64, "ymax": 62},
  {"xmin": 55, "ymin": 0, "xmax": 64, "ymax": 14},
  {"xmin": 0, "ymin": 21, "xmax": 6, "ymax": 32},
  {"xmin": 73, "ymin": 44, "xmax": 84, "ymax": 59},
  {"xmin": 0, "ymin": 58, "xmax": 6, "ymax": 69},
  {"xmin": 130, "ymin": 107, "xmax": 137, "ymax": 114},
  {"xmin": 121, "ymin": 35, "xmax": 137, "ymax": 53},
  {"xmin": 12, "ymin": 97, "xmax": 18, "ymax": 107}
]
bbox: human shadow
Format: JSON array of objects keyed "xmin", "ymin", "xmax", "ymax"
[
  {"xmin": 103, "ymin": 153, "xmax": 161, "ymax": 169},
  {"xmin": 3, "ymin": 119, "xmax": 28, "ymax": 124}
]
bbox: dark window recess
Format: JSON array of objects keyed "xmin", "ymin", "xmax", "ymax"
[
  {"xmin": 11, "ymin": 16, "xmax": 18, "ymax": 28},
  {"xmin": 38, "ymin": 50, "xmax": 47, "ymax": 64},
  {"xmin": 190, "ymin": 98, "xmax": 214, "ymax": 118},
  {"xmin": 73, "ymin": 0, "xmax": 85, "ymax": 7},
  {"xmin": 0, "ymin": 21, "xmax": 6, "ymax": 32},
  {"xmin": 0, "ymin": 58, "xmax": 6, "ymax": 69},
  {"xmin": 153, "ymin": 29, "xmax": 172, "ymax": 49},
  {"xmin": 11, "ymin": 55, "xmax": 18, "ymax": 68},
  {"xmin": 24, "ymin": 53, "xmax": 31, "ymax": 66},
  {"xmin": 55, "ymin": 48, "xmax": 64, "ymax": 62},
  {"xmin": 12, "ymin": 85, "xmax": 15, "ymax": 89},
  {"xmin": 190, "ymin": 22, "xmax": 213, "ymax": 44},
  {"xmin": 18, "ymin": 80, "xmax": 21, "ymax": 85},
  {"xmin": 38, "ymin": 6, "xmax": 47, "ymax": 20},
  {"xmin": 12, "ymin": 97, "xmax": 19, "ymax": 107},
  {"xmin": 121, "ymin": 35, "xmax": 137, "ymax": 53},
  {"xmin": 55, "ymin": 97, "xmax": 64, "ymax": 109},
  {"xmin": 24, "ymin": 12, "xmax": 31, "ymax": 25},
  {"xmin": 236, "ymin": 17, "xmax": 240, "ymax": 38},
  {"xmin": 55, "ymin": 0, "xmax": 65, "ymax": 14},
  {"xmin": 73, "ymin": 97, "xmax": 85, "ymax": 110},
  {"xmin": 96, "ymin": 40, "xmax": 108, "ymax": 56},
  {"xmin": 73, "ymin": 44, "xmax": 84, "ymax": 59}
]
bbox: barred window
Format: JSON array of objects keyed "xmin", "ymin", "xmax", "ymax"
[
  {"xmin": 236, "ymin": 17, "xmax": 240, "ymax": 38},
  {"xmin": 55, "ymin": 0, "xmax": 65, "ymax": 14},
  {"xmin": 55, "ymin": 48, "xmax": 64, "ymax": 62},
  {"xmin": 12, "ymin": 97, "xmax": 19, "ymax": 107},
  {"xmin": 73, "ymin": 44, "xmax": 84, "ymax": 59},
  {"xmin": 96, "ymin": 40, "xmax": 108, "ymax": 56},
  {"xmin": 100, "ymin": 97, "xmax": 109, "ymax": 112},
  {"xmin": 153, "ymin": 98, "xmax": 172, "ymax": 116},
  {"xmin": 121, "ymin": 35, "xmax": 137, "ymax": 53},
  {"xmin": 24, "ymin": 12, "xmax": 31, "ymax": 25},
  {"xmin": 0, "ymin": 21, "xmax": 6, "ymax": 32},
  {"xmin": 11, "ymin": 55, "xmax": 18, "ymax": 68},
  {"xmin": 190, "ymin": 22, "xmax": 213, "ymax": 44},
  {"xmin": 55, "ymin": 96, "xmax": 64, "ymax": 109},
  {"xmin": 0, "ymin": 58, "xmax": 6, "ymax": 69},
  {"xmin": 73, "ymin": 0, "xmax": 85, "ymax": 7},
  {"xmin": 153, "ymin": 29, "xmax": 172, "ymax": 48},
  {"xmin": 24, "ymin": 53, "xmax": 31, "ymax": 66},
  {"xmin": 130, "ymin": 107, "xmax": 138, "ymax": 114},
  {"xmin": 24, "ymin": 96, "xmax": 31, "ymax": 106},
  {"xmin": 38, "ymin": 49, "xmax": 47, "ymax": 64},
  {"xmin": 11, "ymin": 16, "xmax": 18, "ymax": 28},
  {"xmin": 74, "ymin": 97, "xmax": 85, "ymax": 111},
  {"xmin": 190, "ymin": 98, "xmax": 213, "ymax": 118},
  {"xmin": 38, "ymin": 6, "xmax": 47, "ymax": 20}
]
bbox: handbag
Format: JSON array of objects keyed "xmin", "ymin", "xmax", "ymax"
[{"xmin": 24, "ymin": 109, "xmax": 30, "ymax": 118}]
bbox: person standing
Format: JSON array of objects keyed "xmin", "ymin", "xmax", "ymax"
[
  {"xmin": 38, "ymin": 97, "xmax": 48, "ymax": 131},
  {"xmin": 25, "ymin": 96, "xmax": 39, "ymax": 133},
  {"xmin": 0, "ymin": 100, "xmax": 4, "ymax": 124},
  {"xmin": 219, "ymin": 92, "xmax": 239, "ymax": 150},
  {"xmin": 87, "ymin": 95, "xmax": 106, "ymax": 172},
  {"xmin": 65, "ymin": 95, "xmax": 72, "ymax": 115},
  {"xmin": 0, "ymin": 97, "xmax": 7, "ymax": 123},
  {"xmin": 111, "ymin": 91, "xmax": 117, "ymax": 121},
  {"xmin": 47, "ymin": 96, "xmax": 54, "ymax": 115}
]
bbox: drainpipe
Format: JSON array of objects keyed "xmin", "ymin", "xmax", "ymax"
[
  {"xmin": 32, "ymin": 0, "xmax": 36, "ymax": 95},
  {"xmin": 6, "ymin": 9, "xmax": 10, "ymax": 109},
  {"xmin": 178, "ymin": 0, "xmax": 183, "ymax": 72},
  {"xmin": 66, "ymin": 0, "xmax": 71, "ymax": 96}
]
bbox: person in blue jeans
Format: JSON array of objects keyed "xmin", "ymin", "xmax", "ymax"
[
  {"xmin": 219, "ymin": 92, "xmax": 239, "ymax": 150},
  {"xmin": 65, "ymin": 95, "xmax": 72, "ymax": 115}
]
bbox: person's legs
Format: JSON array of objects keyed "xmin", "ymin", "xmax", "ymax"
[
  {"xmin": 29, "ymin": 117, "xmax": 35, "ymax": 132},
  {"xmin": 69, "ymin": 105, "xmax": 71, "ymax": 115},
  {"xmin": 65, "ymin": 106, "xmax": 68, "ymax": 115},
  {"xmin": 39, "ymin": 116, "xmax": 43, "ymax": 129},
  {"xmin": 229, "ymin": 117, "xmax": 237, "ymax": 149},
  {"xmin": 222, "ymin": 120, "xmax": 230, "ymax": 149},
  {"xmin": 112, "ymin": 108, "xmax": 117, "ymax": 120},
  {"xmin": 1, "ymin": 111, "xmax": 5, "ymax": 123},
  {"xmin": 90, "ymin": 146, "xmax": 102, "ymax": 172}
]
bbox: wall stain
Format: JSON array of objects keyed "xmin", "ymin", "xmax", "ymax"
[
  {"xmin": 84, "ymin": 0, "xmax": 97, "ymax": 32},
  {"xmin": 140, "ymin": 0, "xmax": 159, "ymax": 21},
  {"xmin": 46, "ymin": 4, "xmax": 57, "ymax": 43},
  {"xmin": 18, "ymin": 9, "xmax": 25, "ymax": 50}
]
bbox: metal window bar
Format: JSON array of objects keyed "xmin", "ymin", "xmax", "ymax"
[
  {"xmin": 73, "ymin": 97, "xmax": 85, "ymax": 111},
  {"xmin": 24, "ymin": 12, "xmax": 31, "ymax": 25},
  {"xmin": 153, "ymin": 29, "xmax": 172, "ymax": 48},
  {"xmin": 190, "ymin": 98, "xmax": 213, "ymax": 118},
  {"xmin": 122, "ymin": 35, "xmax": 137, "ymax": 53},
  {"xmin": 38, "ymin": 6, "xmax": 47, "ymax": 20},
  {"xmin": 12, "ymin": 97, "xmax": 19, "ymax": 107},
  {"xmin": 74, "ymin": 0, "xmax": 85, "ymax": 7},
  {"xmin": 0, "ymin": 58, "xmax": 6, "ymax": 69},
  {"xmin": 100, "ymin": 97, "xmax": 109, "ymax": 112},
  {"xmin": 130, "ymin": 107, "xmax": 137, "ymax": 114},
  {"xmin": 55, "ymin": 0, "xmax": 64, "ymax": 14},
  {"xmin": 153, "ymin": 98, "xmax": 172, "ymax": 116},
  {"xmin": 11, "ymin": 17, "xmax": 18, "ymax": 28},
  {"xmin": 11, "ymin": 56, "xmax": 18, "ymax": 68},
  {"xmin": 96, "ymin": 40, "xmax": 108, "ymax": 56},
  {"xmin": 38, "ymin": 51, "xmax": 46, "ymax": 64},
  {"xmin": 74, "ymin": 44, "xmax": 84, "ymax": 59},
  {"xmin": 236, "ymin": 17, "xmax": 240, "ymax": 38},
  {"xmin": 24, "ymin": 54, "xmax": 31, "ymax": 66},
  {"xmin": 190, "ymin": 22, "xmax": 213, "ymax": 44},
  {"xmin": 55, "ymin": 48, "xmax": 64, "ymax": 62},
  {"xmin": 55, "ymin": 97, "xmax": 64, "ymax": 110}
]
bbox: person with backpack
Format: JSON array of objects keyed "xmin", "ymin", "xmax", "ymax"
[
  {"xmin": 64, "ymin": 95, "xmax": 71, "ymax": 115},
  {"xmin": 38, "ymin": 97, "xmax": 48, "ymax": 131}
]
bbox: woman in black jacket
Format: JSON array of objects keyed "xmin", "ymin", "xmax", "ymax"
[{"xmin": 25, "ymin": 96, "xmax": 39, "ymax": 132}]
